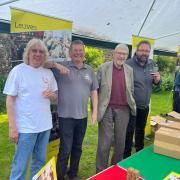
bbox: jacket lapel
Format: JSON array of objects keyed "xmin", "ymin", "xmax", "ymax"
[
  {"xmin": 124, "ymin": 64, "xmax": 130, "ymax": 92},
  {"xmin": 105, "ymin": 62, "xmax": 113, "ymax": 88}
]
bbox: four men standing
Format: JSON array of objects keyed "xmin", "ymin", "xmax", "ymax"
[{"xmin": 4, "ymin": 38, "xmax": 161, "ymax": 179}]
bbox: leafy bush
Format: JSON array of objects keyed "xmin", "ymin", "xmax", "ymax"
[
  {"xmin": 152, "ymin": 55, "xmax": 176, "ymax": 92},
  {"xmin": 85, "ymin": 46, "xmax": 105, "ymax": 71},
  {"xmin": 161, "ymin": 73, "xmax": 174, "ymax": 91},
  {"xmin": 153, "ymin": 73, "xmax": 174, "ymax": 92},
  {"xmin": 154, "ymin": 55, "xmax": 176, "ymax": 73}
]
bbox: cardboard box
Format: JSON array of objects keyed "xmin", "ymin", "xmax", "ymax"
[
  {"xmin": 154, "ymin": 127, "xmax": 180, "ymax": 159},
  {"xmin": 151, "ymin": 116, "xmax": 180, "ymax": 132},
  {"xmin": 166, "ymin": 111, "xmax": 180, "ymax": 122}
]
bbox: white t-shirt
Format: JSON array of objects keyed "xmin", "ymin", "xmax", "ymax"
[{"xmin": 3, "ymin": 63, "xmax": 58, "ymax": 133}]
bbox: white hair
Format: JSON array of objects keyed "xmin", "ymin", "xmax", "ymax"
[
  {"xmin": 114, "ymin": 44, "xmax": 129, "ymax": 55},
  {"xmin": 23, "ymin": 38, "xmax": 49, "ymax": 65}
]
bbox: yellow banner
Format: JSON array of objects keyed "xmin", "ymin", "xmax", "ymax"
[
  {"xmin": 132, "ymin": 35, "xmax": 155, "ymax": 48},
  {"xmin": 11, "ymin": 8, "xmax": 72, "ymax": 32},
  {"xmin": 178, "ymin": 46, "xmax": 180, "ymax": 55}
]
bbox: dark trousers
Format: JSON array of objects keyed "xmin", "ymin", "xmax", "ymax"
[
  {"xmin": 124, "ymin": 107, "xmax": 149, "ymax": 158},
  {"xmin": 173, "ymin": 91, "xmax": 180, "ymax": 113},
  {"xmin": 56, "ymin": 117, "xmax": 87, "ymax": 180}
]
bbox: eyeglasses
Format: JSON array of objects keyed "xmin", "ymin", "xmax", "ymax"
[
  {"xmin": 115, "ymin": 52, "xmax": 128, "ymax": 56},
  {"xmin": 31, "ymin": 49, "xmax": 45, "ymax": 54}
]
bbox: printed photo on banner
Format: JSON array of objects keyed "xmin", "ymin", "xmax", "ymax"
[
  {"xmin": 10, "ymin": 30, "xmax": 72, "ymax": 65},
  {"xmin": 0, "ymin": 33, "xmax": 11, "ymax": 74}
]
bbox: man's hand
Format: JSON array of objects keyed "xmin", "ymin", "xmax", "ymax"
[
  {"xmin": 9, "ymin": 124, "xmax": 19, "ymax": 144},
  {"xmin": 153, "ymin": 72, "xmax": 160, "ymax": 84},
  {"xmin": 54, "ymin": 63, "xmax": 70, "ymax": 75},
  {"xmin": 42, "ymin": 90, "xmax": 57, "ymax": 101},
  {"xmin": 44, "ymin": 62, "xmax": 70, "ymax": 75},
  {"xmin": 90, "ymin": 112, "xmax": 97, "ymax": 125}
]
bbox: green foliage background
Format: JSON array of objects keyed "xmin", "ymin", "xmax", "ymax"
[
  {"xmin": 153, "ymin": 55, "xmax": 176, "ymax": 92},
  {"xmin": 84, "ymin": 46, "xmax": 105, "ymax": 71}
]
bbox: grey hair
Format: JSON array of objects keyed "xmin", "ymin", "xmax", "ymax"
[
  {"xmin": 23, "ymin": 38, "xmax": 49, "ymax": 65},
  {"xmin": 114, "ymin": 44, "xmax": 129, "ymax": 55},
  {"xmin": 69, "ymin": 39, "xmax": 85, "ymax": 51}
]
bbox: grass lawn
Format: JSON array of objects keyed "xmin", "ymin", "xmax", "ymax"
[{"xmin": 0, "ymin": 91, "xmax": 173, "ymax": 179}]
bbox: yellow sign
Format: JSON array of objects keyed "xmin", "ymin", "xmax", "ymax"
[
  {"xmin": 11, "ymin": 7, "xmax": 72, "ymax": 32},
  {"xmin": 33, "ymin": 157, "xmax": 57, "ymax": 180},
  {"xmin": 132, "ymin": 35, "xmax": 155, "ymax": 49},
  {"xmin": 47, "ymin": 139, "xmax": 60, "ymax": 161},
  {"xmin": 178, "ymin": 46, "xmax": 180, "ymax": 55}
]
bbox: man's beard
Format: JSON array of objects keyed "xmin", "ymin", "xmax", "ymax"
[{"xmin": 137, "ymin": 55, "xmax": 149, "ymax": 63}]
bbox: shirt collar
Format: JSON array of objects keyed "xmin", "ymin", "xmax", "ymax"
[
  {"xmin": 69, "ymin": 60, "xmax": 87, "ymax": 69},
  {"xmin": 113, "ymin": 62, "xmax": 124, "ymax": 70}
]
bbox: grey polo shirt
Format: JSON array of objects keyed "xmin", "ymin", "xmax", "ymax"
[{"xmin": 52, "ymin": 61, "xmax": 98, "ymax": 119}]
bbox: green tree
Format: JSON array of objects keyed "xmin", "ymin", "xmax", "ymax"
[{"xmin": 85, "ymin": 46, "xmax": 105, "ymax": 71}]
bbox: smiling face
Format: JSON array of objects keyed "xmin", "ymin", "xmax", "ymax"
[
  {"xmin": 69, "ymin": 43, "xmax": 85, "ymax": 64},
  {"xmin": 136, "ymin": 43, "xmax": 151, "ymax": 63},
  {"xmin": 28, "ymin": 43, "xmax": 45, "ymax": 68},
  {"xmin": 113, "ymin": 47, "xmax": 128, "ymax": 68}
]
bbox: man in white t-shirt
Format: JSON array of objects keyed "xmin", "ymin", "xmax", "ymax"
[{"xmin": 3, "ymin": 39, "xmax": 58, "ymax": 180}]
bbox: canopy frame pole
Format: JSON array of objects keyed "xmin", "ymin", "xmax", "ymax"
[
  {"xmin": 156, "ymin": 31, "xmax": 180, "ymax": 40},
  {"xmin": 138, "ymin": 0, "xmax": 156, "ymax": 36},
  {"xmin": 0, "ymin": 0, "xmax": 20, "ymax": 6}
]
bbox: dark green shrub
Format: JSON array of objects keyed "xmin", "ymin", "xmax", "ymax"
[
  {"xmin": 154, "ymin": 55, "xmax": 176, "ymax": 73},
  {"xmin": 153, "ymin": 55, "xmax": 176, "ymax": 92},
  {"xmin": 153, "ymin": 73, "xmax": 174, "ymax": 92},
  {"xmin": 161, "ymin": 73, "xmax": 174, "ymax": 91}
]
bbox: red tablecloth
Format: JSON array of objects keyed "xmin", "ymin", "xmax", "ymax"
[
  {"xmin": 88, "ymin": 165, "xmax": 126, "ymax": 180},
  {"xmin": 88, "ymin": 165, "xmax": 143, "ymax": 180}
]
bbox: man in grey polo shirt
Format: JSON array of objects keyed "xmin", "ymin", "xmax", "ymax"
[{"xmin": 52, "ymin": 40, "xmax": 98, "ymax": 180}]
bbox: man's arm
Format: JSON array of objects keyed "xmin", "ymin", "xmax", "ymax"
[
  {"xmin": 6, "ymin": 95, "xmax": 19, "ymax": 144},
  {"xmin": 90, "ymin": 90, "xmax": 98, "ymax": 125},
  {"xmin": 44, "ymin": 62, "xmax": 70, "ymax": 75}
]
